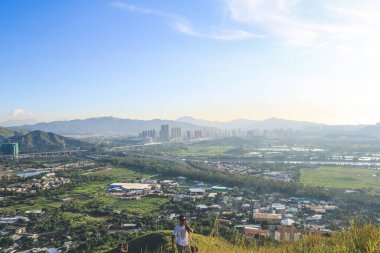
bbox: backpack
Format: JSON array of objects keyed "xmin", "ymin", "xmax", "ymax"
[{"xmin": 190, "ymin": 245, "xmax": 198, "ymax": 253}]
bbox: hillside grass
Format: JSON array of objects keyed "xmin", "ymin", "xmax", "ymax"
[
  {"xmin": 0, "ymin": 127, "xmax": 16, "ymax": 137},
  {"xmin": 105, "ymin": 225, "xmax": 380, "ymax": 253},
  {"xmin": 0, "ymin": 127, "xmax": 28, "ymax": 138},
  {"xmin": 300, "ymin": 166, "xmax": 380, "ymax": 194}
]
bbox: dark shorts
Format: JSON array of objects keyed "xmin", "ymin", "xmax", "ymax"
[{"xmin": 177, "ymin": 244, "xmax": 191, "ymax": 253}]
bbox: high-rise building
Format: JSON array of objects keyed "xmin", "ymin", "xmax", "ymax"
[
  {"xmin": 159, "ymin": 124, "xmax": 170, "ymax": 142},
  {"xmin": 194, "ymin": 130, "xmax": 203, "ymax": 139},
  {"xmin": 0, "ymin": 143, "xmax": 19, "ymax": 156},
  {"xmin": 171, "ymin": 127, "xmax": 182, "ymax": 140},
  {"xmin": 141, "ymin": 129, "xmax": 156, "ymax": 140},
  {"xmin": 186, "ymin": 131, "xmax": 191, "ymax": 140}
]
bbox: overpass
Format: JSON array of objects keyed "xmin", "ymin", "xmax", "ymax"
[{"xmin": 0, "ymin": 150, "xmax": 87, "ymax": 159}]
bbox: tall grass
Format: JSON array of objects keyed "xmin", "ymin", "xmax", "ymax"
[
  {"xmin": 191, "ymin": 224, "xmax": 380, "ymax": 253},
  {"xmin": 134, "ymin": 224, "xmax": 380, "ymax": 253}
]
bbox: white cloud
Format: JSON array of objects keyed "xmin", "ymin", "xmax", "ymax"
[
  {"xmin": 112, "ymin": 2, "xmax": 260, "ymax": 41},
  {"xmin": 9, "ymin": 108, "xmax": 27, "ymax": 118},
  {"xmin": 226, "ymin": 0, "xmax": 334, "ymax": 46},
  {"xmin": 110, "ymin": 1, "xmax": 380, "ymax": 52},
  {"xmin": 225, "ymin": 0, "xmax": 380, "ymax": 51},
  {"xmin": 227, "ymin": 1, "xmax": 349, "ymax": 47},
  {"xmin": 8, "ymin": 108, "xmax": 35, "ymax": 120},
  {"xmin": 222, "ymin": 0, "xmax": 380, "ymax": 124},
  {"xmin": 111, "ymin": 2, "xmax": 180, "ymax": 20},
  {"xmin": 173, "ymin": 21, "xmax": 259, "ymax": 41}
]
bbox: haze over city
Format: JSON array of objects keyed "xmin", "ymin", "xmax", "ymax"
[
  {"xmin": 3, "ymin": 1, "xmax": 380, "ymax": 253},
  {"xmin": 1, "ymin": 0, "xmax": 380, "ymax": 124}
]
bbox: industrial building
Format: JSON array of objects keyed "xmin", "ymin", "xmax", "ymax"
[
  {"xmin": 210, "ymin": 186, "xmax": 228, "ymax": 192},
  {"xmin": 0, "ymin": 143, "xmax": 19, "ymax": 156},
  {"xmin": 108, "ymin": 183, "xmax": 161, "ymax": 192},
  {"xmin": 188, "ymin": 188, "xmax": 206, "ymax": 196}
]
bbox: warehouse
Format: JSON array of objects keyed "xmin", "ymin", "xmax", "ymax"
[{"xmin": 109, "ymin": 182, "xmax": 160, "ymax": 192}]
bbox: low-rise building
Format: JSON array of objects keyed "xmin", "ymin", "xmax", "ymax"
[
  {"xmin": 188, "ymin": 188, "xmax": 206, "ymax": 196},
  {"xmin": 273, "ymin": 226, "xmax": 301, "ymax": 242},
  {"xmin": 253, "ymin": 213, "xmax": 282, "ymax": 223},
  {"xmin": 208, "ymin": 192, "xmax": 217, "ymax": 198},
  {"xmin": 244, "ymin": 227, "xmax": 270, "ymax": 238},
  {"xmin": 281, "ymin": 218, "xmax": 295, "ymax": 226},
  {"xmin": 210, "ymin": 186, "xmax": 228, "ymax": 192},
  {"xmin": 109, "ymin": 183, "xmax": 160, "ymax": 192}
]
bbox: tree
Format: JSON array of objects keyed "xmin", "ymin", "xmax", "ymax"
[{"xmin": 0, "ymin": 237, "xmax": 14, "ymax": 248}]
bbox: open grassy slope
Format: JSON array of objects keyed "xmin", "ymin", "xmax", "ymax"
[{"xmin": 104, "ymin": 225, "xmax": 380, "ymax": 253}]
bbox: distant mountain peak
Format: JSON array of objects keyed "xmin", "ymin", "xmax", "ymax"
[
  {"xmin": 12, "ymin": 115, "xmax": 376, "ymax": 136},
  {"xmin": 176, "ymin": 115, "xmax": 324, "ymax": 130},
  {"xmin": 17, "ymin": 117, "xmax": 211, "ymax": 136},
  {"xmin": 6, "ymin": 130, "xmax": 91, "ymax": 152},
  {"xmin": 0, "ymin": 118, "xmax": 38, "ymax": 127},
  {"xmin": 177, "ymin": 116, "xmax": 197, "ymax": 121}
]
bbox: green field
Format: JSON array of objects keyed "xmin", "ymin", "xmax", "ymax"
[
  {"xmin": 0, "ymin": 196, "xmax": 62, "ymax": 213},
  {"xmin": 68, "ymin": 167, "xmax": 168, "ymax": 214},
  {"xmin": 90, "ymin": 167, "xmax": 150, "ymax": 181},
  {"xmin": 0, "ymin": 167, "xmax": 168, "ymax": 214},
  {"xmin": 301, "ymin": 167, "xmax": 380, "ymax": 194},
  {"xmin": 170, "ymin": 145, "xmax": 233, "ymax": 157}
]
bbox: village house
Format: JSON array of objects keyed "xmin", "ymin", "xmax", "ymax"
[
  {"xmin": 273, "ymin": 225, "xmax": 301, "ymax": 242},
  {"xmin": 253, "ymin": 213, "xmax": 282, "ymax": 224},
  {"xmin": 188, "ymin": 188, "xmax": 206, "ymax": 197},
  {"xmin": 244, "ymin": 227, "xmax": 270, "ymax": 238}
]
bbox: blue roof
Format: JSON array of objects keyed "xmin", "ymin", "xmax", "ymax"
[{"xmin": 109, "ymin": 184, "xmax": 122, "ymax": 188}]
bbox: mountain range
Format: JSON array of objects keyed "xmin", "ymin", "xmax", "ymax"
[
  {"xmin": 4, "ymin": 130, "xmax": 91, "ymax": 153},
  {"xmin": 177, "ymin": 116, "xmax": 373, "ymax": 134},
  {"xmin": 177, "ymin": 116, "xmax": 322, "ymax": 130},
  {"xmin": 14, "ymin": 117, "xmax": 213, "ymax": 136},
  {"xmin": 0, "ymin": 126, "xmax": 29, "ymax": 141},
  {"xmin": 1, "ymin": 116, "xmax": 380, "ymax": 137},
  {"xmin": 0, "ymin": 118, "xmax": 38, "ymax": 127}
]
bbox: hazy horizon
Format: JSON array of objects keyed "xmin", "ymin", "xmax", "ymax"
[
  {"xmin": 1, "ymin": 0, "xmax": 380, "ymax": 125},
  {"xmin": 1, "ymin": 114, "xmax": 378, "ymax": 127}
]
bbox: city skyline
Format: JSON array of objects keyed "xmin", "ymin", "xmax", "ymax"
[{"xmin": 1, "ymin": 0, "xmax": 380, "ymax": 125}]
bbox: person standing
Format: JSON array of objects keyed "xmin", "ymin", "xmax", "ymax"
[{"xmin": 171, "ymin": 215, "xmax": 194, "ymax": 253}]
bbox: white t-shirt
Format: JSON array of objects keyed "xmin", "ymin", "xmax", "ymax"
[{"xmin": 173, "ymin": 224, "xmax": 189, "ymax": 246}]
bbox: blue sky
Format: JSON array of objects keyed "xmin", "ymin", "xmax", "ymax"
[{"xmin": 1, "ymin": 0, "xmax": 380, "ymax": 124}]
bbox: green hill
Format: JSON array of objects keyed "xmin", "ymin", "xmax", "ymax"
[
  {"xmin": 5, "ymin": 130, "xmax": 91, "ymax": 153},
  {"xmin": 0, "ymin": 126, "xmax": 28, "ymax": 138},
  {"xmin": 103, "ymin": 230, "xmax": 231, "ymax": 253},
  {"xmin": 103, "ymin": 225, "xmax": 380, "ymax": 253}
]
